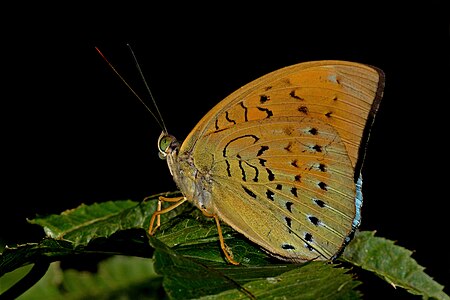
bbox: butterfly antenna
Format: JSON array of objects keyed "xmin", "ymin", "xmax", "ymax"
[
  {"xmin": 126, "ymin": 44, "xmax": 168, "ymax": 134},
  {"xmin": 95, "ymin": 47, "xmax": 167, "ymax": 133}
]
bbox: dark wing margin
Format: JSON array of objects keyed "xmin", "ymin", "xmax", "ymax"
[{"xmin": 353, "ymin": 66, "xmax": 385, "ymax": 183}]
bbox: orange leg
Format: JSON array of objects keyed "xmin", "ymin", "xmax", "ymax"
[
  {"xmin": 202, "ymin": 211, "xmax": 240, "ymax": 265},
  {"xmin": 148, "ymin": 196, "xmax": 187, "ymax": 235}
]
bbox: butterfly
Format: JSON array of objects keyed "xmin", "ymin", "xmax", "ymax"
[{"xmin": 149, "ymin": 60, "xmax": 385, "ymax": 265}]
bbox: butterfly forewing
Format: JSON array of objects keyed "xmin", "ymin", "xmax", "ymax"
[{"xmin": 175, "ymin": 61, "xmax": 384, "ymax": 262}]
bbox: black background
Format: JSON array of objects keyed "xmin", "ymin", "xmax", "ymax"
[{"xmin": 2, "ymin": 3, "xmax": 449, "ymax": 298}]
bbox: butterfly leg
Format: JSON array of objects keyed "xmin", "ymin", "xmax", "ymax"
[
  {"xmin": 202, "ymin": 211, "xmax": 240, "ymax": 265},
  {"xmin": 148, "ymin": 196, "xmax": 187, "ymax": 235}
]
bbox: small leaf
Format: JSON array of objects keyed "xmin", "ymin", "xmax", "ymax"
[
  {"xmin": 0, "ymin": 264, "xmax": 34, "ymax": 295},
  {"xmin": 0, "ymin": 240, "xmax": 78, "ymax": 276},
  {"xmin": 342, "ymin": 231, "xmax": 449, "ymax": 300},
  {"xmin": 27, "ymin": 192, "xmax": 182, "ymax": 247},
  {"xmin": 0, "ymin": 230, "xmax": 157, "ymax": 285},
  {"xmin": 28, "ymin": 200, "xmax": 147, "ymax": 245}
]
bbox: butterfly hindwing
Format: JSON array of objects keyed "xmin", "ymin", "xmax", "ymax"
[{"xmin": 192, "ymin": 115, "xmax": 354, "ymax": 260}]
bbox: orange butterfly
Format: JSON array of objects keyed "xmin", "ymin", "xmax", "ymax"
[{"xmin": 150, "ymin": 61, "xmax": 384, "ymax": 265}]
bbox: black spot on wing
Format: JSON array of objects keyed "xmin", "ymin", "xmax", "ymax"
[
  {"xmin": 314, "ymin": 199, "xmax": 326, "ymax": 207},
  {"xmin": 242, "ymin": 185, "xmax": 257, "ymax": 199},
  {"xmin": 298, "ymin": 106, "xmax": 308, "ymax": 114},
  {"xmin": 285, "ymin": 201, "xmax": 293, "ymax": 212},
  {"xmin": 257, "ymin": 106, "xmax": 273, "ymax": 118},
  {"xmin": 304, "ymin": 232, "xmax": 313, "ymax": 242},
  {"xmin": 241, "ymin": 160, "xmax": 259, "ymax": 182},
  {"xmin": 290, "ymin": 187, "xmax": 298, "ymax": 197},
  {"xmin": 318, "ymin": 163, "xmax": 326, "ymax": 172},
  {"xmin": 318, "ymin": 182, "xmax": 328, "ymax": 191},
  {"xmin": 282, "ymin": 243, "xmax": 296, "ymax": 250},
  {"xmin": 225, "ymin": 111, "xmax": 236, "ymax": 124},
  {"xmin": 259, "ymin": 158, "xmax": 267, "ymax": 166},
  {"xmin": 240, "ymin": 102, "xmax": 248, "ymax": 122},
  {"xmin": 257, "ymin": 145, "xmax": 269, "ymax": 156},
  {"xmin": 308, "ymin": 128, "xmax": 318, "ymax": 135},
  {"xmin": 285, "ymin": 217, "xmax": 292, "ymax": 228},
  {"xmin": 304, "ymin": 233, "xmax": 314, "ymax": 251},
  {"xmin": 290, "ymin": 90, "xmax": 304, "ymax": 100},
  {"xmin": 312, "ymin": 144, "xmax": 322, "ymax": 152},
  {"xmin": 223, "ymin": 135, "xmax": 260, "ymax": 157},
  {"xmin": 308, "ymin": 216, "xmax": 320, "ymax": 226},
  {"xmin": 266, "ymin": 189, "xmax": 275, "ymax": 201},
  {"xmin": 238, "ymin": 160, "xmax": 246, "ymax": 182},
  {"xmin": 260, "ymin": 95, "xmax": 270, "ymax": 103}
]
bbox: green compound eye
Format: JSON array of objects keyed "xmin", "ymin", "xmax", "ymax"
[
  {"xmin": 158, "ymin": 133, "xmax": 176, "ymax": 159},
  {"xmin": 159, "ymin": 135, "xmax": 173, "ymax": 152}
]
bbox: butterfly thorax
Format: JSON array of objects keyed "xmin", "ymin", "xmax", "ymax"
[{"xmin": 159, "ymin": 133, "xmax": 215, "ymax": 215}]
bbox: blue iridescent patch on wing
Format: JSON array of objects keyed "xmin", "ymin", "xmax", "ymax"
[
  {"xmin": 353, "ymin": 174, "xmax": 363, "ymax": 229},
  {"xmin": 331, "ymin": 173, "xmax": 364, "ymax": 260}
]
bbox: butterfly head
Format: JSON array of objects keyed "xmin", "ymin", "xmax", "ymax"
[{"xmin": 158, "ymin": 131, "xmax": 179, "ymax": 160}]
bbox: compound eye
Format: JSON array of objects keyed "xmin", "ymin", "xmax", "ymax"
[
  {"xmin": 158, "ymin": 133, "xmax": 176, "ymax": 158},
  {"xmin": 159, "ymin": 135, "xmax": 172, "ymax": 152}
]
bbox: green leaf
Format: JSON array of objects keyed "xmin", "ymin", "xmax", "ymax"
[
  {"xmin": 27, "ymin": 192, "xmax": 182, "ymax": 247},
  {"xmin": 2, "ymin": 195, "xmax": 448, "ymax": 299},
  {"xmin": 150, "ymin": 235, "xmax": 360, "ymax": 299},
  {"xmin": 0, "ymin": 264, "xmax": 34, "ymax": 295},
  {"xmin": 0, "ymin": 239, "xmax": 79, "ymax": 276},
  {"xmin": 342, "ymin": 231, "xmax": 449, "ymax": 300},
  {"xmin": 28, "ymin": 200, "xmax": 147, "ymax": 246},
  {"xmin": 1, "ymin": 194, "xmax": 180, "ymax": 277},
  {"xmin": 155, "ymin": 207, "xmax": 274, "ymax": 265},
  {"xmin": 199, "ymin": 263, "xmax": 361, "ymax": 300},
  {"xmin": 16, "ymin": 256, "xmax": 163, "ymax": 300}
]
